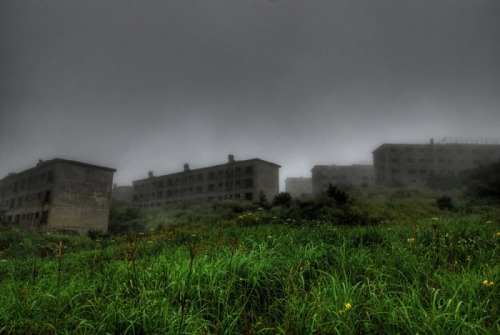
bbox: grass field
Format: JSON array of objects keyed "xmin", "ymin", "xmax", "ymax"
[{"xmin": 0, "ymin": 194, "xmax": 499, "ymax": 334}]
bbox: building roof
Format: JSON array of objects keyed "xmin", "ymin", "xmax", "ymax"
[
  {"xmin": 133, "ymin": 157, "xmax": 281, "ymax": 183},
  {"xmin": 1, "ymin": 158, "xmax": 116, "ymax": 181}
]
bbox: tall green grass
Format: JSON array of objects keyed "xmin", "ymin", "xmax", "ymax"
[{"xmin": 1, "ymin": 214, "xmax": 499, "ymax": 334}]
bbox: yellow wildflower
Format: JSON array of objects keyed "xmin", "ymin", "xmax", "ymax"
[
  {"xmin": 489, "ymin": 281, "xmax": 494, "ymax": 286},
  {"xmin": 483, "ymin": 280, "xmax": 489, "ymax": 286},
  {"xmin": 345, "ymin": 303, "xmax": 352, "ymax": 310}
]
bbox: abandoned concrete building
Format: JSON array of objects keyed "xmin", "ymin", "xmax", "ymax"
[
  {"xmin": 311, "ymin": 164, "xmax": 375, "ymax": 194},
  {"xmin": 0, "ymin": 159, "xmax": 116, "ymax": 234},
  {"xmin": 373, "ymin": 138, "xmax": 500, "ymax": 187},
  {"xmin": 285, "ymin": 177, "xmax": 312, "ymax": 198},
  {"xmin": 132, "ymin": 155, "xmax": 280, "ymax": 207},
  {"xmin": 111, "ymin": 184, "xmax": 133, "ymax": 203}
]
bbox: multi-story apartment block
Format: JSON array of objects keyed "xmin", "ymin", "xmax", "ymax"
[
  {"xmin": 0, "ymin": 159, "xmax": 115, "ymax": 234},
  {"xmin": 132, "ymin": 155, "xmax": 280, "ymax": 207},
  {"xmin": 373, "ymin": 138, "xmax": 500, "ymax": 187},
  {"xmin": 285, "ymin": 177, "xmax": 312, "ymax": 198},
  {"xmin": 311, "ymin": 164, "xmax": 375, "ymax": 194}
]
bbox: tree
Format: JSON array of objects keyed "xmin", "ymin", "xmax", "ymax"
[
  {"xmin": 256, "ymin": 191, "xmax": 272, "ymax": 210},
  {"xmin": 463, "ymin": 160, "xmax": 500, "ymax": 202},
  {"xmin": 326, "ymin": 184, "xmax": 350, "ymax": 207},
  {"xmin": 108, "ymin": 204, "xmax": 145, "ymax": 235},
  {"xmin": 272, "ymin": 192, "xmax": 292, "ymax": 208}
]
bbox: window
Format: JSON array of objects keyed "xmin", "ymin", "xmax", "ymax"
[
  {"xmin": 41, "ymin": 211, "xmax": 49, "ymax": 224},
  {"xmin": 44, "ymin": 191, "xmax": 51, "ymax": 204}
]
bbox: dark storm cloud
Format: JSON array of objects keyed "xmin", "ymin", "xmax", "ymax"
[{"xmin": 1, "ymin": 0, "xmax": 499, "ymax": 187}]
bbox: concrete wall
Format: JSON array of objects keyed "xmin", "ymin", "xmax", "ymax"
[
  {"xmin": 311, "ymin": 165, "xmax": 374, "ymax": 194},
  {"xmin": 0, "ymin": 159, "xmax": 115, "ymax": 234},
  {"xmin": 373, "ymin": 142, "xmax": 500, "ymax": 187},
  {"xmin": 49, "ymin": 161, "xmax": 114, "ymax": 234},
  {"xmin": 132, "ymin": 157, "xmax": 280, "ymax": 207},
  {"xmin": 285, "ymin": 177, "xmax": 312, "ymax": 198}
]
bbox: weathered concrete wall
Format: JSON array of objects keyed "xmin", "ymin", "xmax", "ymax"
[
  {"xmin": 132, "ymin": 157, "xmax": 280, "ymax": 207},
  {"xmin": 50, "ymin": 162, "xmax": 114, "ymax": 234},
  {"xmin": 285, "ymin": 177, "xmax": 312, "ymax": 198},
  {"xmin": 112, "ymin": 185, "xmax": 133, "ymax": 203},
  {"xmin": 0, "ymin": 159, "xmax": 115, "ymax": 234},
  {"xmin": 373, "ymin": 142, "xmax": 500, "ymax": 187},
  {"xmin": 253, "ymin": 160, "xmax": 280, "ymax": 202}
]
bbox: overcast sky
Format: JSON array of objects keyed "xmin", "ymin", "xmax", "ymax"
[{"xmin": 1, "ymin": 0, "xmax": 499, "ymax": 189}]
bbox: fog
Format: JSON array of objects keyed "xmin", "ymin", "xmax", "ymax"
[{"xmin": 1, "ymin": 0, "xmax": 499, "ymax": 189}]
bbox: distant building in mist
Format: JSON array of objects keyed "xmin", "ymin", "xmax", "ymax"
[
  {"xmin": 311, "ymin": 164, "xmax": 375, "ymax": 194},
  {"xmin": 285, "ymin": 177, "xmax": 312, "ymax": 198},
  {"xmin": 373, "ymin": 138, "xmax": 500, "ymax": 187},
  {"xmin": 112, "ymin": 184, "xmax": 133, "ymax": 203},
  {"xmin": 0, "ymin": 159, "xmax": 115, "ymax": 234},
  {"xmin": 132, "ymin": 155, "xmax": 280, "ymax": 207}
]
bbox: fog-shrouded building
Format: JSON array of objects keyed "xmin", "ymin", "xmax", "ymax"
[
  {"xmin": 311, "ymin": 164, "xmax": 375, "ymax": 194},
  {"xmin": 285, "ymin": 177, "xmax": 312, "ymax": 198},
  {"xmin": 0, "ymin": 159, "xmax": 116, "ymax": 234},
  {"xmin": 373, "ymin": 138, "xmax": 500, "ymax": 187},
  {"xmin": 112, "ymin": 185, "xmax": 133, "ymax": 203},
  {"xmin": 132, "ymin": 155, "xmax": 280, "ymax": 207}
]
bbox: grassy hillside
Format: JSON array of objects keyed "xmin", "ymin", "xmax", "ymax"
[{"xmin": 1, "ymin": 191, "xmax": 499, "ymax": 334}]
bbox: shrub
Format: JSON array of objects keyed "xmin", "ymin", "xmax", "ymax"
[
  {"xmin": 436, "ymin": 195, "xmax": 455, "ymax": 211},
  {"xmin": 272, "ymin": 192, "xmax": 292, "ymax": 208}
]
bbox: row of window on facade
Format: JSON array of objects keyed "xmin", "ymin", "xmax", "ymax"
[
  {"xmin": 134, "ymin": 179, "xmax": 253, "ymax": 200},
  {"xmin": 137, "ymin": 192, "xmax": 254, "ymax": 207},
  {"xmin": 388, "ymin": 158, "xmax": 485, "ymax": 165},
  {"xmin": 4, "ymin": 210, "xmax": 49, "ymax": 225},
  {"xmin": 389, "ymin": 169, "xmax": 458, "ymax": 176},
  {"xmin": 136, "ymin": 166, "xmax": 255, "ymax": 190},
  {"xmin": 388, "ymin": 146, "xmax": 499, "ymax": 154},
  {"xmin": 319, "ymin": 175, "xmax": 373, "ymax": 180},
  {"xmin": 2, "ymin": 190, "xmax": 51, "ymax": 209},
  {"xmin": 0, "ymin": 171, "xmax": 54, "ymax": 196}
]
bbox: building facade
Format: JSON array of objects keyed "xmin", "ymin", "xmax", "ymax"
[
  {"xmin": 132, "ymin": 155, "xmax": 280, "ymax": 207},
  {"xmin": 285, "ymin": 177, "xmax": 312, "ymax": 198},
  {"xmin": 311, "ymin": 164, "xmax": 375, "ymax": 194},
  {"xmin": 112, "ymin": 185, "xmax": 133, "ymax": 203},
  {"xmin": 0, "ymin": 159, "xmax": 116, "ymax": 234},
  {"xmin": 373, "ymin": 138, "xmax": 500, "ymax": 187}
]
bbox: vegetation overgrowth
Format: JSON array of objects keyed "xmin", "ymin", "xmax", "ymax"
[{"xmin": 1, "ymin": 187, "xmax": 500, "ymax": 334}]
